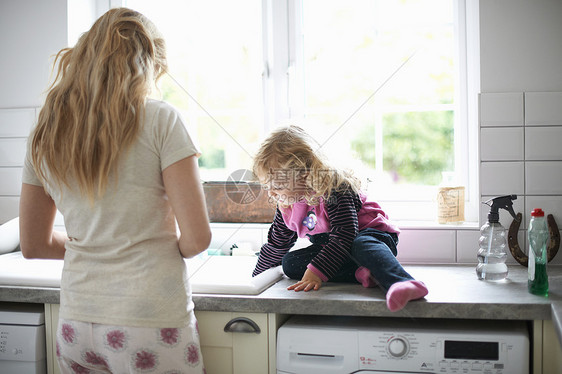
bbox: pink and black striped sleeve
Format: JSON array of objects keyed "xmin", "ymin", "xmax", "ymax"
[
  {"xmin": 252, "ymin": 208, "xmax": 298, "ymax": 276},
  {"xmin": 307, "ymin": 190, "xmax": 360, "ymax": 280}
]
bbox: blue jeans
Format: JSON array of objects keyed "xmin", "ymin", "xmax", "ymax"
[{"xmin": 282, "ymin": 228, "xmax": 414, "ymax": 292}]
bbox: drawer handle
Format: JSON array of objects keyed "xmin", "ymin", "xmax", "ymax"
[{"xmin": 223, "ymin": 317, "xmax": 261, "ymax": 334}]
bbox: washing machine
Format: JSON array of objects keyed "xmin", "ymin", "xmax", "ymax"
[
  {"xmin": 0, "ymin": 302, "xmax": 46, "ymax": 374},
  {"xmin": 277, "ymin": 315, "xmax": 530, "ymax": 374}
]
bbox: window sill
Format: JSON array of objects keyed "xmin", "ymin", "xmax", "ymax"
[{"xmin": 394, "ymin": 221, "xmax": 479, "ymax": 230}]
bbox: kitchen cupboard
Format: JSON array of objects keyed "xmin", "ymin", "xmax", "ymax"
[
  {"xmin": 534, "ymin": 319, "xmax": 562, "ymax": 374},
  {"xmin": 196, "ymin": 311, "xmax": 289, "ymax": 374},
  {"xmin": 44, "ymin": 304, "xmax": 288, "ymax": 374},
  {"xmin": 44, "ymin": 304, "xmax": 60, "ymax": 374}
]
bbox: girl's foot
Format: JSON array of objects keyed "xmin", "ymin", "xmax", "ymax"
[
  {"xmin": 386, "ymin": 280, "xmax": 428, "ymax": 312},
  {"xmin": 355, "ymin": 266, "xmax": 378, "ymax": 288}
]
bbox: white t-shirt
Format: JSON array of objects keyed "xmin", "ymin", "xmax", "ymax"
[{"xmin": 23, "ymin": 99, "xmax": 200, "ymax": 328}]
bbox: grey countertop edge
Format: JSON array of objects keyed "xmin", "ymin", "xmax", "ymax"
[
  {"xmin": 1, "ymin": 264, "xmax": 560, "ymax": 342},
  {"xmin": 0, "ymin": 279, "xmax": 555, "ymax": 321},
  {"xmin": 0, "ymin": 286, "xmax": 60, "ymax": 304},
  {"xmin": 192, "ymin": 296, "xmax": 553, "ymax": 321},
  {"xmin": 0, "ymin": 285, "xmax": 553, "ymax": 321}
]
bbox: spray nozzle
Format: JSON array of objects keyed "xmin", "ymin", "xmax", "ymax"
[{"xmin": 483, "ymin": 195, "xmax": 518, "ymax": 223}]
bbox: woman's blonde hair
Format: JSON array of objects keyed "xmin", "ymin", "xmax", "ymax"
[
  {"xmin": 30, "ymin": 7, "xmax": 167, "ymax": 201},
  {"xmin": 253, "ymin": 125, "xmax": 360, "ymax": 204}
]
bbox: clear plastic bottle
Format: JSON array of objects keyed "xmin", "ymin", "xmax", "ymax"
[
  {"xmin": 476, "ymin": 195, "xmax": 517, "ymax": 281},
  {"xmin": 528, "ymin": 208, "xmax": 549, "ymax": 296},
  {"xmin": 476, "ymin": 221, "xmax": 508, "ymax": 280}
]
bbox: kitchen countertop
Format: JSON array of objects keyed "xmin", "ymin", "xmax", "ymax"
[{"xmin": 1, "ymin": 264, "xmax": 561, "ymax": 342}]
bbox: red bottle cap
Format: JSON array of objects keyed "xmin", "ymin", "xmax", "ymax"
[{"xmin": 531, "ymin": 208, "xmax": 545, "ymax": 217}]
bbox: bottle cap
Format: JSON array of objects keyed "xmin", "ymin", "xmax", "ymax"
[{"xmin": 531, "ymin": 208, "xmax": 545, "ymax": 217}]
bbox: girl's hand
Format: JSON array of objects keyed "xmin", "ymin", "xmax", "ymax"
[{"xmin": 287, "ymin": 269, "xmax": 322, "ymax": 292}]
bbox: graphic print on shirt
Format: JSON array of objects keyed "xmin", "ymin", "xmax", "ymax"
[{"xmin": 302, "ymin": 209, "xmax": 317, "ymax": 231}]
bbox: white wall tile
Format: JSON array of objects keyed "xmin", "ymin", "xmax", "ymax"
[
  {"xmin": 479, "ymin": 194, "xmax": 524, "ymax": 229},
  {"xmin": 0, "ymin": 108, "xmax": 35, "ymax": 137},
  {"xmin": 0, "ymin": 1, "xmax": 67, "ymax": 108},
  {"xmin": 456, "ymin": 229, "xmax": 480, "ymax": 263},
  {"xmin": 525, "ymin": 92, "xmax": 562, "ymax": 126},
  {"xmin": 480, "ymin": 127, "xmax": 524, "ymax": 161},
  {"xmin": 525, "ymin": 126, "xmax": 562, "ymax": 160},
  {"xmin": 0, "ymin": 167, "xmax": 22, "ymax": 195},
  {"xmin": 480, "ymin": 93, "xmax": 524, "ymax": 127},
  {"xmin": 0, "ymin": 138, "xmax": 27, "ymax": 166},
  {"xmin": 459, "ymin": 228, "xmax": 525, "ymax": 266},
  {"xmin": 0, "ymin": 197, "xmax": 19, "ymax": 224},
  {"xmin": 396, "ymin": 229, "xmax": 456, "ymax": 263},
  {"xmin": 480, "ymin": 161, "xmax": 524, "ymax": 195},
  {"xmin": 525, "ymin": 161, "xmax": 562, "ymax": 195}
]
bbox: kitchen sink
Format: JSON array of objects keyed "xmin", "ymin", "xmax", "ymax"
[{"xmin": 0, "ymin": 251, "xmax": 283, "ymax": 295}]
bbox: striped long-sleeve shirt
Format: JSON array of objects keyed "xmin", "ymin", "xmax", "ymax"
[{"xmin": 252, "ymin": 189, "xmax": 400, "ymax": 280}]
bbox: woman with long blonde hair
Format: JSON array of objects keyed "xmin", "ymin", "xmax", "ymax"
[{"xmin": 20, "ymin": 8, "xmax": 211, "ymax": 373}]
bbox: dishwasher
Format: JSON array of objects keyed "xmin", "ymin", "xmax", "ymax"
[
  {"xmin": 277, "ymin": 315, "xmax": 529, "ymax": 374},
  {"xmin": 0, "ymin": 302, "xmax": 46, "ymax": 374}
]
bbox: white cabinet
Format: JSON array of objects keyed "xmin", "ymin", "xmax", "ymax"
[
  {"xmin": 44, "ymin": 304, "xmax": 60, "ymax": 374},
  {"xmin": 44, "ymin": 304, "xmax": 287, "ymax": 374},
  {"xmin": 533, "ymin": 319, "xmax": 562, "ymax": 374},
  {"xmin": 196, "ymin": 311, "xmax": 288, "ymax": 374},
  {"xmin": 542, "ymin": 320, "xmax": 562, "ymax": 373}
]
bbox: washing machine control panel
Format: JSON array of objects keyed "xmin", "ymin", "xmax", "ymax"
[
  {"xmin": 277, "ymin": 316, "xmax": 530, "ymax": 374},
  {"xmin": 357, "ymin": 327, "xmax": 525, "ymax": 373}
]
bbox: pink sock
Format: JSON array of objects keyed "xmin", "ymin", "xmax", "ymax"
[
  {"xmin": 355, "ymin": 267, "xmax": 378, "ymax": 288},
  {"xmin": 386, "ymin": 280, "xmax": 428, "ymax": 312}
]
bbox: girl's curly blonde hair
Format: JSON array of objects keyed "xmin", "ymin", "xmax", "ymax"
[
  {"xmin": 252, "ymin": 125, "xmax": 361, "ymax": 205},
  {"xmin": 30, "ymin": 8, "xmax": 167, "ymax": 202}
]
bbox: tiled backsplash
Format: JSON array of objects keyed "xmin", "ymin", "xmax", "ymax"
[
  {"xmin": 479, "ymin": 91, "xmax": 562, "ymax": 265},
  {"xmin": 0, "ymin": 108, "xmax": 36, "ymax": 224},
  {"xmin": 1, "ymin": 92, "xmax": 561, "ymax": 266}
]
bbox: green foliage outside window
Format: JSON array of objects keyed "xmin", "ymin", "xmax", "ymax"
[{"xmin": 352, "ymin": 111, "xmax": 454, "ymax": 185}]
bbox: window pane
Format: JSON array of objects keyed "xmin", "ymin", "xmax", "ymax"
[
  {"xmin": 127, "ymin": 0, "xmax": 264, "ymax": 180},
  {"xmin": 299, "ymin": 0, "xmax": 456, "ymax": 202}
]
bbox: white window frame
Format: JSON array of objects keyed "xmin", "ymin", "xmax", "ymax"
[
  {"xmin": 262, "ymin": 0, "xmax": 479, "ymax": 224},
  {"xmin": 106, "ymin": 0, "xmax": 480, "ymax": 224}
]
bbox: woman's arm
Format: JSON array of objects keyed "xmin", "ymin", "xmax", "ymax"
[
  {"xmin": 162, "ymin": 155, "xmax": 212, "ymax": 258},
  {"xmin": 19, "ymin": 183, "xmax": 67, "ymax": 259}
]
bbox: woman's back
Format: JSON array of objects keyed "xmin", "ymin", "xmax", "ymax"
[{"xmin": 27, "ymin": 100, "xmax": 198, "ymax": 327}]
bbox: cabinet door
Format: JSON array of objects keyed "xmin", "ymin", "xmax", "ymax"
[
  {"xmin": 45, "ymin": 306, "xmax": 270, "ymax": 374},
  {"xmin": 45, "ymin": 304, "xmax": 60, "ymax": 374},
  {"xmin": 543, "ymin": 319, "xmax": 562, "ymax": 373},
  {"xmin": 195, "ymin": 311, "xmax": 268, "ymax": 374}
]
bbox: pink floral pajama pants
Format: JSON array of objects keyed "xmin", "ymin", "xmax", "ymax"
[{"xmin": 56, "ymin": 317, "xmax": 206, "ymax": 374}]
